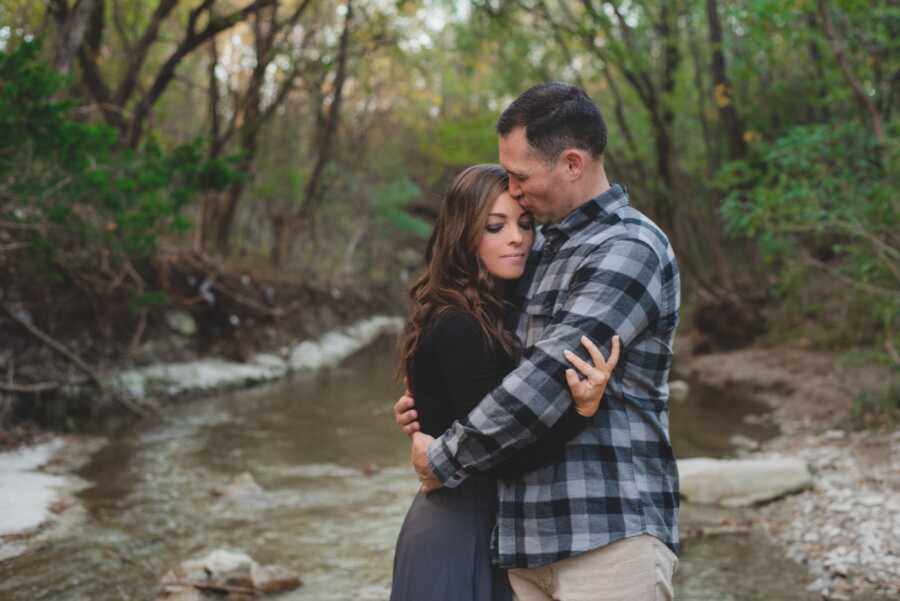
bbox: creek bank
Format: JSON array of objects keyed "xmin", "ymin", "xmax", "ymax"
[
  {"xmin": 0, "ymin": 250, "xmax": 404, "ymax": 438},
  {"xmin": 677, "ymin": 336, "xmax": 900, "ymax": 599},
  {"xmin": 0, "ymin": 315, "xmax": 403, "ymax": 563},
  {"xmin": 111, "ymin": 315, "xmax": 403, "ymax": 401},
  {"xmin": 0, "ymin": 435, "xmax": 104, "ymax": 562}
]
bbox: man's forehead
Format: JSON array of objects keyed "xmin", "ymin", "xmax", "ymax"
[{"xmin": 499, "ymin": 134, "xmax": 538, "ymax": 171}]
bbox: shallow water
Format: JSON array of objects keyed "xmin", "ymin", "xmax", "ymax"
[{"xmin": 1, "ymin": 336, "xmax": 819, "ymax": 600}]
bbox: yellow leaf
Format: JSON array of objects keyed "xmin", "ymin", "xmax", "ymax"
[{"xmin": 714, "ymin": 84, "xmax": 731, "ymax": 108}]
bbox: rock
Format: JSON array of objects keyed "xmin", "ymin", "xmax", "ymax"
[
  {"xmin": 251, "ymin": 563, "xmax": 302, "ymax": 593},
  {"xmin": 669, "ymin": 380, "xmax": 689, "ymax": 402},
  {"xmin": 158, "ymin": 586, "xmax": 204, "ymax": 601},
  {"xmin": 162, "ymin": 549, "xmax": 255, "ymax": 592},
  {"xmin": 0, "ymin": 440, "xmax": 68, "ymax": 536},
  {"xmin": 857, "ymin": 494, "xmax": 884, "ymax": 507},
  {"xmin": 729, "ymin": 434, "xmax": 760, "ymax": 451},
  {"xmin": 160, "ymin": 549, "xmax": 302, "ymax": 598},
  {"xmin": 111, "ymin": 316, "xmax": 403, "ymax": 399},
  {"xmin": 679, "ymin": 456, "xmax": 812, "ymax": 507},
  {"xmin": 212, "ymin": 473, "xmax": 266, "ymax": 504},
  {"xmin": 166, "ymin": 311, "xmax": 197, "ymax": 336}
]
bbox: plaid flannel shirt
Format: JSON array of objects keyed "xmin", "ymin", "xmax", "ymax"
[{"xmin": 427, "ymin": 184, "xmax": 681, "ymax": 569}]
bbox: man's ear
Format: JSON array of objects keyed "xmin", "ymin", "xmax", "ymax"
[{"xmin": 562, "ymin": 149, "xmax": 586, "ymax": 180}]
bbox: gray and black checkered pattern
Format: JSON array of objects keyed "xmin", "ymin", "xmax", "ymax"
[{"xmin": 427, "ymin": 184, "xmax": 681, "ymax": 569}]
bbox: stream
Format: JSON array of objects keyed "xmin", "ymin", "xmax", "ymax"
[{"xmin": 1, "ymin": 335, "xmax": 821, "ymax": 600}]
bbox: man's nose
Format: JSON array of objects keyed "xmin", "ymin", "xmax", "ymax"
[{"xmin": 508, "ymin": 178, "xmax": 523, "ymax": 199}]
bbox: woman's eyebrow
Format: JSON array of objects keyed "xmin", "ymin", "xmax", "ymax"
[{"xmin": 488, "ymin": 212, "xmax": 508, "ymax": 218}]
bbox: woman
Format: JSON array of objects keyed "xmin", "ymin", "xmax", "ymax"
[{"xmin": 390, "ymin": 164, "xmax": 620, "ymax": 600}]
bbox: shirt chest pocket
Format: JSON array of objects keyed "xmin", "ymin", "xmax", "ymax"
[{"xmin": 522, "ymin": 292, "xmax": 564, "ymax": 347}]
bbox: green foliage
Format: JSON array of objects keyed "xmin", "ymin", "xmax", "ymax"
[
  {"xmin": 720, "ymin": 120, "xmax": 899, "ymax": 350},
  {"xmin": 373, "ymin": 177, "xmax": 431, "ymax": 239},
  {"xmin": 0, "ymin": 40, "xmax": 239, "ymax": 260},
  {"xmin": 850, "ymin": 381, "xmax": 900, "ymax": 428}
]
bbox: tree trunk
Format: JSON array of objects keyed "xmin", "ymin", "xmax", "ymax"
[
  {"xmin": 53, "ymin": 0, "xmax": 98, "ymax": 74},
  {"xmin": 298, "ymin": 0, "xmax": 353, "ymax": 217},
  {"xmin": 706, "ymin": 0, "xmax": 747, "ymax": 160}
]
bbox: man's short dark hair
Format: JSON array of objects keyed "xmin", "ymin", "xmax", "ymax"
[{"xmin": 496, "ymin": 82, "xmax": 607, "ymax": 163}]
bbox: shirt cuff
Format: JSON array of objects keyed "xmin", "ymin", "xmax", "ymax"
[{"xmin": 426, "ymin": 436, "xmax": 468, "ymax": 489}]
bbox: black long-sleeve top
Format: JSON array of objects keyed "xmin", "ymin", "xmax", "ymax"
[{"xmin": 409, "ymin": 308, "xmax": 590, "ymax": 477}]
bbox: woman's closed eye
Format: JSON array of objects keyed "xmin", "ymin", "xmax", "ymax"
[{"xmin": 486, "ymin": 222, "xmax": 505, "ymax": 233}]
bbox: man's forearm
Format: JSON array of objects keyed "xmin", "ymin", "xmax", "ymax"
[{"xmin": 426, "ymin": 343, "xmax": 577, "ymax": 486}]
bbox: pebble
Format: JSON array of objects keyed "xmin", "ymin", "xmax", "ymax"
[{"xmin": 758, "ymin": 429, "xmax": 900, "ymax": 598}]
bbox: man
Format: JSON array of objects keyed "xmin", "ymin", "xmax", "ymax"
[{"xmin": 394, "ymin": 82, "xmax": 681, "ymax": 601}]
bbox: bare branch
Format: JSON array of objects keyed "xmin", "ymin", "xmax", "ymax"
[
  {"xmin": 114, "ymin": 0, "xmax": 180, "ymax": 106},
  {"xmin": 817, "ymin": 0, "xmax": 885, "ymax": 142},
  {"xmin": 126, "ymin": 0, "xmax": 278, "ymax": 147},
  {"xmin": 0, "ymin": 300, "xmax": 105, "ymax": 390}
]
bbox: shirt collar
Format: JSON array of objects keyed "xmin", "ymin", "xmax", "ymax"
[{"xmin": 542, "ymin": 183, "xmax": 629, "ymax": 243}]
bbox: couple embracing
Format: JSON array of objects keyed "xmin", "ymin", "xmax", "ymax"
[{"xmin": 389, "ymin": 82, "xmax": 681, "ymax": 601}]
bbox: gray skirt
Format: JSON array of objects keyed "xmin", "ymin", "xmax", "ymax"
[{"xmin": 390, "ymin": 473, "xmax": 513, "ymax": 601}]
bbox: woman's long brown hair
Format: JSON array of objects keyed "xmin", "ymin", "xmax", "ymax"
[{"xmin": 399, "ymin": 164, "xmax": 521, "ymax": 385}]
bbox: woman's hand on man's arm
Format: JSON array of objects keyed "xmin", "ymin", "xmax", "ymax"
[{"xmin": 564, "ymin": 335, "xmax": 620, "ymax": 417}]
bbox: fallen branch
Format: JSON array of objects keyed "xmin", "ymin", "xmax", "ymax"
[
  {"xmin": 0, "ymin": 381, "xmax": 61, "ymax": 393},
  {"xmin": 0, "ymin": 300, "xmax": 105, "ymax": 390},
  {"xmin": 128, "ymin": 308, "xmax": 148, "ymax": 355},
  {"xmin": 0, "ymin": 242, "xmax": 29, "ymax": 252},
  {"xmin": 803, "ymin": 253, "xmax": 898, "ymax": 298},
  {"xmin": 211, "ymin": 282, "xmax": 300, "ymax": 318}
]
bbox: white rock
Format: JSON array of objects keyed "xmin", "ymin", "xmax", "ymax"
[
  {"xmin": 161, "ymin": 549, "xmax": 302, "ymax": 596},
  {"xmin": 165, "ymin": 311, "xmax": 197, "ymax": 336},
  {"xmin": 729, "ymin": 434, "xmax": 760, "ymax": 451},
  {"xmin": 678, "ymin": 456, "xmax": 812, "ymax": 507},
  {"xmin": 0, "ymin": 440, "xmax": 67, "ymax": 536},
  {"xmin": 669, "ymin": 380, "xmax": 689, "ymax": 402},
  {"xmin": 213, "ymin": 472, "xmax": 264, "ymax": 499},
  {"xmin": 857, "ymin": 494, "xmax": 885, "ymax": 507},
  {"xmin": 171, "ymin": 549, "xmax": 254, "ymax": 586},
  {"xmin": 110, "ymin": 315, "xmax": 403, "ymax": 399},
  {"xmin": 249, "ymin": 353, "xmax": 288, "ymax": 378}
]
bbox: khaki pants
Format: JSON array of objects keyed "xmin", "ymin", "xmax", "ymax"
[{"xmin": 507, "ymin": 535, "xmax": 678, "ymax": 601}]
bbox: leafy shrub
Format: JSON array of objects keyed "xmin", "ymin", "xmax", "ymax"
[
  {"xmin": 720, "ymin": 121, "xmax": 899, "ymax": 357},
  {"xmin": 0, "ymin": 40, "xmax": 239, "ymax": 260}
]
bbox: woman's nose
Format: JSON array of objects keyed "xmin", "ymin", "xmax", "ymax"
[{"xmin": 508, "ymin": 226, "xmax": 523, "ymax": 245}]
